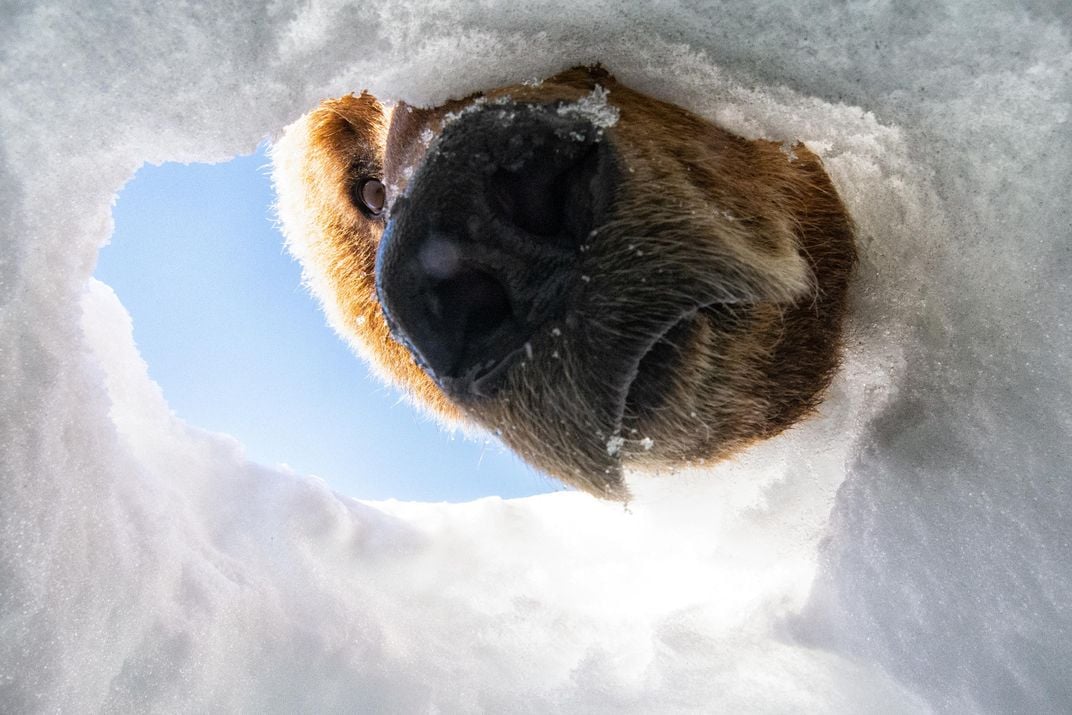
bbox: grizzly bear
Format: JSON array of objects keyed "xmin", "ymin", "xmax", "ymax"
[{"xmin": 272, "ymin": 66, "xmax": 855, "ymax": 499}]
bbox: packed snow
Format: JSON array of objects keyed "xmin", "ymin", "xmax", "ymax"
[{"xmin": 2, "ymin": 1, "xmax": 1070, "ymax": 712}]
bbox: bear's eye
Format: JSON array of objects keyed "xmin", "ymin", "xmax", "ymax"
[{"xmin": 354, "ymin": 178, "xmax": 386, "ymax": 217}]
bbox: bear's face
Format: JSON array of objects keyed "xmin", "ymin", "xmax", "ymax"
[{"xmin": 273, "ymin": 66, "xmax": 855, "ymax": 499}]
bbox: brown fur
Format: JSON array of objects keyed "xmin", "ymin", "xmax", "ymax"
[{"xmin": 272, "ymin": 66, "xmax": 855, "ymax": 499}]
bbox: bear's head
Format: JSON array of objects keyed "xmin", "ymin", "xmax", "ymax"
[{"xmin": 272, "ymin": 66, "xmax": 855, "ymax": 499}]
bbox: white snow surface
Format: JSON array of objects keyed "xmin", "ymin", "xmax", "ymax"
[{"xmin": 2, "ymin": 1, "xmax": 1070, "ymax": 712}]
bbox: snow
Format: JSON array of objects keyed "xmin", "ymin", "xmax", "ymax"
[
  {"xmin": 1, "ymin": 1, "xmax": 1070, "ymax": 712},
  {"xmin": 556, "ymin": 85, "xmax": 621, "ymax": 130}
]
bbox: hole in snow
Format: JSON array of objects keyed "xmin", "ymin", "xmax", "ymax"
[{"xmin": 94, "ymin": 145, "xmax": 553, "ymax": 502}]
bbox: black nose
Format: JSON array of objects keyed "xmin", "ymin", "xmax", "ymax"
[{"xmin": 375, "ymin": 102, "xmax": 616, "ymax": 397}]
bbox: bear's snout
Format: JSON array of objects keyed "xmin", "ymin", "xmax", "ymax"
[{"xmin": 375, "ymin": 102, "xmax": 618, "ymax": 398}]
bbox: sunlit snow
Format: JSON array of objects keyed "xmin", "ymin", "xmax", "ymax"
[{"xmin": 1, "ymin": 1, "xmax": 1070, "ymax": 712}]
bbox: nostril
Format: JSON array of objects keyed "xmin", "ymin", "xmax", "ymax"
[
  {"xmin": 490, "ymin": 156, "xmax": 569, "ymax": 237},
  {"xmin": 424, "ymin": 268, "xmax": 519, "ymax": 379},
  {"xmin": 379, "ymin": 229, "xmax": 531, "ymax": 393},
  {"xmin": 434, "ymin": 270, "xmax": 512, "ymax": 341},
  {"xmin": 489, "ymin": 143, "xmax": 603, "ymax": 246}
]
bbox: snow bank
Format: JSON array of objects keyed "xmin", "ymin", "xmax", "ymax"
[{"xmin": 1, "ymin": 1, "xmax": 1069, "ymax": 712}]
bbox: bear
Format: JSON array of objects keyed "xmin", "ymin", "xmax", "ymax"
[{"xmin": 271, "ymin": 65, "xmax": 855, "ymax": 499}]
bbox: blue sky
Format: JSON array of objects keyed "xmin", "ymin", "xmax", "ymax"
[{"xmin": 96, "ymin": 146, "xmax": 557, "ymax": 502}]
